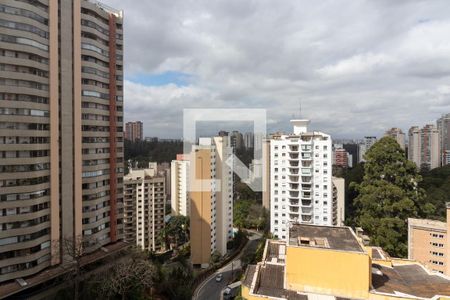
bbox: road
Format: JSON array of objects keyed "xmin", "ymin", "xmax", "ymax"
[{"xmin": 193, "ymin": 231, "xmax": 262, "ymax": 300}]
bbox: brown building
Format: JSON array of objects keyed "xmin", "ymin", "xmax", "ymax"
[
  {"xmin": 124, "ymin": 168, "xmax": 165, "ymax": 252},
  {"xmin": 408, "ymin": 203, "xmax": 450, "ymax": 275},
  {"xmin": 333, "ymin": 148, "xmax": 349, "ymax": 168},
  {"xmin": 408, "ymin": 125, "xmax": 440, "ymax": 170},
  {"xmin": 0, "ymin": 0, "xmax": 124, "ymax": 289},
  {"xmin": 125, "ymin": 121, "xmax": 143, "ymax": 141}
]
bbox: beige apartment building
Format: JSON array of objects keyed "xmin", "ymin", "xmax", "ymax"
[
  {"xmin": 0, "ymin": 0, "xmax": 124, "ymax": 288},
  {"xmin": 331, "ymin": 176, "xmax": 345, "ymax": 226},
  {"xmin": 190, "ymin": 137, "xmax": 233, "ymax": 267},
  {"xmin": 385, "ymin": 127, "xmax": 406, "ymax": 150},
  {"xmin": 408, "ymin": 203, "xmax": 450, "ymax": 275},
  {"xmin": 124, "ymin": 167, "xmax": 165, "ymax": 252},
  {"xmin": 408, "ymin": 125, "xmax": 440, "ymax": 170}
]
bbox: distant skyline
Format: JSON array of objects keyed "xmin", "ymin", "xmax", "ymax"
[{"xmin": 105, "ymin": 0, "xmax": 450, "ymax": 139}]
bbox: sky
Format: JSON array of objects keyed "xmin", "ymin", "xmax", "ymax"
[{"xmin": 104, "ymin": 0, "xmax": 450, "ymax": 139}]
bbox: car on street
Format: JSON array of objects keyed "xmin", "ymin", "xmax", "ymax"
[{"xmin": 215, "ymin": 273, "xmax": 223, "ymax": 282}]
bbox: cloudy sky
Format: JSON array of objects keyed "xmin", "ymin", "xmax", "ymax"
[{"xmin": 104, "ymin": 0, "xmax": 450, "ymax": 139}]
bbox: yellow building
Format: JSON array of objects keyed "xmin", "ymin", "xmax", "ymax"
[{"xmin": 242, "ymin": 224, "xmax": 450, "ymax": 300}]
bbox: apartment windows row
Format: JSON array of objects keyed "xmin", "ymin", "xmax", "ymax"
[
  {"xmin": 430, "ymin": 251, "xmax": 444, "ymax": 257},
  {"xmin": 82, "ymin": 200, "xmax": 110, "ymax": 213},
  {"xmin": 82, "ymin": 54, "xmax": 109, "ymax": 68},
  {"xmin": 0, "ymin": 241, "xmax": 50, "ymax": 260},
  {"xmin": 0, "ymin": 136, "xmax": 49, "ymax": 145},
  {"xmin": 0, "ymin": 122, "xmax": 49, "ymax": 131},
  {"xmin": 0, "ymin": 78, "xmax": 48, "ymax": 91},
  {"xmin": 0, "ymin": 163, "xmax": 50, "ymax": 173},
  {"xmin": 430, "ymin": 233, "xmax": 445, "ymax": 239},
  {"xmin": 15, "ymin": 0, "xmax": 48, "ymax": 12},
  {"xmin": 82, "ymin": 136, "xmax": 109, "ymax": 143},
  {"xmin": 82, "ymin": 113, "xmax": 109, "ymax": 122},
  {"xmin": 0, "ymin": 107, "xmax": 49, "ymax": 117},
  {"xmin": 0, "ymin": 33, "xmax": 48, "ymax": 51},
  {"xmin": 0, "ymin": 19, "xmax": 49, "ymax": 39},
  {"xmin": 82, "ymin": 90, "xmax": 109, "ymax": 100},
  {"xmin": 82, "ymin": 211, "xmax": 109, "ymax": 225},
  {"xmin": 0, "ymin": 189, "xmax": 49, "ymax": 203},
  {"xmin": 1, "ymin": 203, "xmax": 49, "ymax": 220},
  {"xmin": 430, "ymin": 242, "xmax": 444, "ymax": 248},
  {"xmin": 81, "ymin": 18, "xmax": 109, "ymax": 36},
  {"xmin": 0, "ymin": 4, "xmax": 48, "ymax": 25},
  {"xmin": 0, "ymin": 63, "xmax": 48, "ymax": 78},
  {"xmin": 82, "ymin": 190, "xmax": 109, "ymax": 202},
  {"xmin": 82, "ymin": 169, "xmax": 109, "ymax": 178},
  {"xmin": 82, "ymin": 42, "xmax": 108, "ymax": 57},
  {"xmin": 0, "ymin": 150, "xmax": 49, "ymax": 158},
  {"xmin": 83, "ymin": 158, "xmax": 110, "ymax": 166},
  {"xmin": 0, "ymin": 176, "xmax": 49, "ymax": 188},
  {"xmin": 0, "ymin": 49, "xmax": 48, "ymax": 65},
  {"xmin": 0, "ymin": 93, "xmax": 48, "ymax": 104},
  {"xmin": 82, "ymin": 31, "xmax": 109, "ymax": 47},
  {"xmin": 82, "ymin": 78, "xmax": 109, "ymax": 89},
  {"xmin": 82, "ymin": 147, "xmax": 110, "ymax": 155},
  {"xmin": 82, "ymin": 66, "xmax": 109, "ymax": 79},
  {"xmin": 1, "ymin": 215, "xmax": 50, "ymax": 231},
  {"xmin": 82, "ymin": 101, "xmax": 109, "ymax": 110},
  {"xmin": 81, "ymin": 8, "xmax": 109, "ymax": 26},
  {"xmin": 82, "ymin": 179, "xmax": 110, "ymax": 190},
  {"xmin": 0, "ymin": 254, "xmax": 50, "ymax": 276},
  {"xmin": 0, "ymin": 228, "xmax": 49, "ymax": 246}
]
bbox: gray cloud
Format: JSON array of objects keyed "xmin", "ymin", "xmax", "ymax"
[{"xmin": 104, "ymin": 0, "xmax": 450, "ymax": 139}]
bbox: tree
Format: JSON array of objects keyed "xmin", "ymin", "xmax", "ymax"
[
  {"xmin": 352, "ymin": 137, "xmax": 426, "ymax": 257},
  {"xmin": 100, "ymin": 248, "xmax": 157, "ymax": 300},
  {"xmin": 158, "ymin": 215, "xmax": 189, "ymax": 250}
]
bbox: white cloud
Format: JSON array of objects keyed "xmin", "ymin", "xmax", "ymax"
[{"xmin": 103, "ymin": 0, "xmax": 450, "ymax": 138}]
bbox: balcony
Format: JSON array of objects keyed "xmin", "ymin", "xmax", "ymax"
[
  {"xmin": 289, "ymin": 153, "xmax": 299, "ymax": 159},
  {"xmin": 301, "ymin": 153, "xmax": 312, "ymax": 160},
  {"xmin": 301, "ymin": 161, "xmax": 312, "ymax": 167},
  {"xmin": 289, "ymin": 191, "xmax": 299, "ymax": 198},
  {"xmin": 302, "ymin": 207, "xmax": 312, "ymax": 214},
  {"xmin": 289, "ymin": 184, "xmax": 299, "ymax": 190},
  {"xmin": 301, "ymin": 215, "xmax": 312, "ymax": 222},
  {"xmin": 289, "ymin": 175, "xmax": 299, "ymax": 182},
  {"xmin": 290, "ymin": 161, "xmax": 299, "ymax": 167},
  {"xmin": 289, "ymin": 213, "xmax": 299, "ymax": 221},
  {"xmin": 301, "ymin": 184, "xmax": 311, "ymax": 191},
  {"xmin": 301, "ymin": 168, "xmax": 311, "ymax": 175},
  {"xmin": 289, "ymin": 146, "xmax": 299, "ymax": 152},
  {"xmin": 290, "ymin": 207, "xmax": 299, "ymax": 213},
  {"xmin": 301, "ymin": 200, "xmax": 312, "ymax": 207},
  {"xmin": 301, "ymin": 176, "xmax": 312, "ymax": 183},
  {"xmin": 289, "ymin": 168, "xmax": 299, "ymax": 175},
  {"xmin": 289, "ymin": 200, "xmax": 299, "ymax": 206},
  {"xmin": 301, "ymin": 192, "xmax": 311, "ymax": 199}
]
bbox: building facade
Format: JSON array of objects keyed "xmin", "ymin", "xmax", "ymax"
[
  {"xmin": 358, "ymin": 136, "xmax": 377, "ymax": 162},
  {"xmin": 190, "ymin": 136, "xmax": 233, "ymax": 267},
  {"xmin": 123, "ymin": 168, "xmax": 165, "ymax": 252},
  {"xmin": 230, "ymin": 130, "xmax": 243, "ymax": 150},
  {"xmin": 385, "ymin": 127, "xmax": 406, "ymax": 150},
  {"xmin": 269, "ymin": 120, "xmax": 333, "ymax": 239},
  {"xmin": 408, "ymin": 202, "xmax": 450, "ymax": 276},
  {"xmin": 244, "ymin": 132, "xmax": 254, "ymax": 149},
  {"xmin": 0, "ymin": 0, "xmax": 124, "ymax": 284},
  {"xmin": 437, "ymin": 113, "xmax": 450, "ymax": 166},
  {"xmin": 125, "ymin": 121, "xmax": 143, "ymax": 141},
  {"xmin": 170, "ymin": 154, "xmax": 190, "ymax": 217},
  {"xmin": 408, "ymin": 125, "xmax": 440, "ymax": 170},
  {"xmin": 333, "ymin": 147, "xmax": 349, "ymax": 168}
]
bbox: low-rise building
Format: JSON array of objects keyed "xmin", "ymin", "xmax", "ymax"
[
  {"xmin": 124, "ymin": 168, "xmax": 166, "ymax": 251},
  {"xmin": 242, "ymin": 223, "xmax": 450, "ymax": 300},
  {"xmin": 408, "ymin": 202, "xmax": 450, "ymax": 276}
]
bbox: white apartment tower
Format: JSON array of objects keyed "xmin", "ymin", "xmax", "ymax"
[
  {"xmin": 269, "ymin": 120, "xmax": 332, "ymax": 239},
  {"xmin": 170, "ymin": 154, "xmax": 190, "ymax": 216}
]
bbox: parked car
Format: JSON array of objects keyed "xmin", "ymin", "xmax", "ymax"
[{"xmin": 215, "ymin": 273, "xmax": 223, "ymax": 282}]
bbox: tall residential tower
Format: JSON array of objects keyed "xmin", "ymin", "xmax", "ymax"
[{"xmin": 0, "ymin": 0, "xmax": 124, "ymax": 284}]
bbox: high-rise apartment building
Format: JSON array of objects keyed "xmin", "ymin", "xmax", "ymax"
[
  {"xmin": 408, "ymin": 125, "xmax": 440, "ymax": 170},
  {"xmin": 125, "ymin": 121, "xmax": 143, "ymax": 141},
  {"xmin": 437, "ymin": 113, "xmax": 450, "ymax": 166},
  {"xmin": 385, "ymin": 127, "xmax": 405, "ymax": 150},
  {"xmin": 123, "ymin": 167, "xmax": 165, "ymax": 252},
  {"xmin": 333, "ymin": 147, "xmax": 349, "ymax": 168},
  {"xmin": 190, "ymin": 137, "xmax": 233, "ymax": 267},
  {"xmin": 230, "ymin": 130, "xmax": 243, "ymax": 150},
  {"xmin": 269, "ymin": 120, "xmax": 333, "ymax": 239},
  {"xmin": 171, "ymin": 154, "xmax": 190, "ymax": 217},
  {"xmin": 358, "ymin": 136, "xmax": 377, "ymax": 162},
  {"xmin": 408, "ymin": 203, "xmax": 449, "ymax": 276},
  {"xmin": 243, "ymin": 132, "xmax": 254, "ymax": 149},
  {"xmin": 0, "ymin": 0, "xmax": 124, "ymax": 285}
]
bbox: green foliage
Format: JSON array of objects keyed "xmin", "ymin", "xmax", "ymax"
[
  {"xmin": 419, "ymin": 165, "xmax": 450, "ymax": 221},
  {"xmin": 158, "ymin": 215, "xmax": 189, "ymax": 250},
  {"xmin": 210, "ymin": 250, "xmax": 222, "ymax": 265},
  {"xmin": 234, "ymin": 199, "xmax": 268, "ymax": 230},
  {"xmin": 352, "ymin": 137, "xmax": 425, "ymax": 257},
  {"xmin": 125, "ymin": 139, "xmax": 182, "ymax": 167},
  {"xmin": 156, "ymin": 259, "xmax": 194, "ymax": 300}
]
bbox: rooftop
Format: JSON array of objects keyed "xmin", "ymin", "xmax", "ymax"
[
  {"xmin": 288, "ymin": 224, "xmax": 364, "ymax": 253},
  {"xmin": 408, "ymin": 218, "xmax": 447, "ymax": 231},
  {"xmin": 372, "ymin": 263, "xmax": 450, "ymax": 298}
]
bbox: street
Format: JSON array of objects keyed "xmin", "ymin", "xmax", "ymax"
[{"xmin": 193, "ymin": 231, "xmax": 262, "ymax": 300}]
